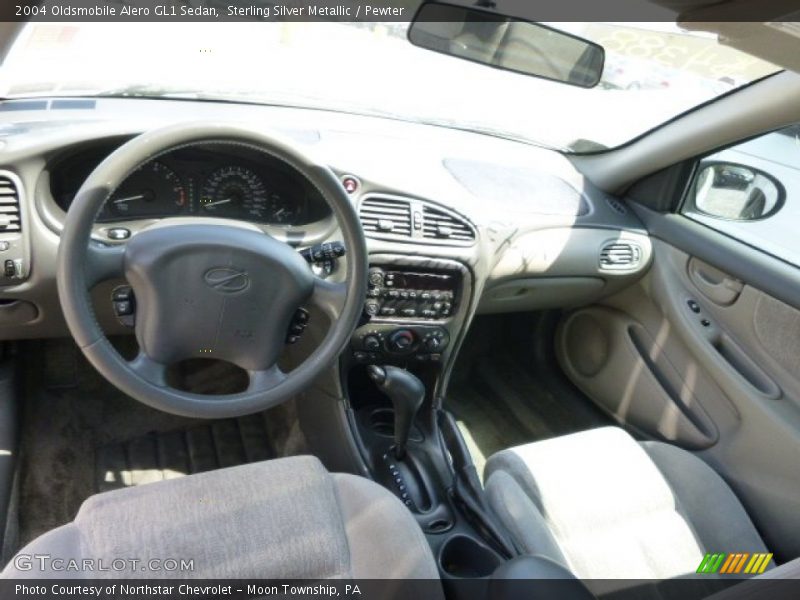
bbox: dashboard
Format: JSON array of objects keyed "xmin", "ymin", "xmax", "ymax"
[
  {"xmin": 0, "ymin": 96, "xmax": 653, "ymax": 347},
  {"xmin": 49, "ymin": 141, "xmax": 331, "ymax": 226}
]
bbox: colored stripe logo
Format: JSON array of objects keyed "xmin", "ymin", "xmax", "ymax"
[{"xmin": 697, "ymin": 552, "xmax": 773, "ymax": 574}]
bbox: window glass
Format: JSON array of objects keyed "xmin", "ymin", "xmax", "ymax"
[{"xmin": 683, "ymin": 126, "xmax": 800, "ymax": 267}]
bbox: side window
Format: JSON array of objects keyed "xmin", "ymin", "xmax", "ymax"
[{"xmin": 682, "ymin": 125, "xmax": 799, "ymax": 267}]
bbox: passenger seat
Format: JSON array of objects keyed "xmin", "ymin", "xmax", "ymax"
[{"xmin": 484, "ymin": 427, "xmax": 774, "ymax": 599}]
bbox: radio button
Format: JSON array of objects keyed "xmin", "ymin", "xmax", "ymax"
[{"xmin": 368, "ymin": 269, "xmax": 384, "ymax": 286}]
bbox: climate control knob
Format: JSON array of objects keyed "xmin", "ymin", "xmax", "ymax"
[
  {"xmin": 388, "ymin": 329, "xmax": 415, "ymax": 353},
  {"xmin": 363, "ymin": 335, "xmax": 381, "ymax": 351}
]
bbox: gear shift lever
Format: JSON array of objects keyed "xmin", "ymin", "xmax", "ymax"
[{"xmin": 367, "ymin": 365, "xmax": 425, "ymax": 459}]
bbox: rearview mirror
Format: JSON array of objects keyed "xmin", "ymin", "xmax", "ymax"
[
  {"xmin": 408, "ymin": 2, "xmax": 605, "ymax": 88},
  {"xmin": 691, "ymin": 163, "xmax": 784, "ymax": 221}
]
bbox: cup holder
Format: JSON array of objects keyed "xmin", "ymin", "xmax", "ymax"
[
  {"xmin": 439, "ymin": 534, "xmax": 503, "ymax": 578},
  {"xmin": 369, "ymin": 408, "xmax": 424, "ymax": 442}
]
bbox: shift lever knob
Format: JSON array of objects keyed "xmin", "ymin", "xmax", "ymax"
[{"xmin": 367, "ymin": 365, "xmax": 425, "ymax": 459}]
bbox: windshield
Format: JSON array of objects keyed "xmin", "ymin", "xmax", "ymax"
[{"xmin": 0, "ymin": 21, "xmax": 779, "ymax": 152}]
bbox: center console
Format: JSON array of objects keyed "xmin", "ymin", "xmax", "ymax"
[
  {"xmin": 349, "ymin": 263, "xmax": 464, "ymax": 368},
  {"xmin": 341, "ymin": 256, "xmax": 531, "ymax": 595}
]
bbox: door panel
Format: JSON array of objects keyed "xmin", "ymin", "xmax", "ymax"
[
  {"xmin": 558, "ymin": 238, "xmax": 800, "ymax": 560},
  {"xmin": 687, "ymin": 257, "xmax": 744, "ymax": 306},
  {"xmin": 557, "ymin": 305, "xmax": 727, "ymax": 449}
]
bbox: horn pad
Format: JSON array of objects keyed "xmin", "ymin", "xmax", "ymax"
[{"xmin": 124, "ymin": 223, "xmax": 314, "ymax": 370}]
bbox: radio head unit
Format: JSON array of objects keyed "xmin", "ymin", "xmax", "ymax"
[{"xmin": 364, "ymin": 266, "xmax": 460, "ymax": 320}]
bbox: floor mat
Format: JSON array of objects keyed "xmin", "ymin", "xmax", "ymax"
[
  {"xmin": 96, "ymin": 414, "xmax": 277, "ymax": 493},
  {"xmin": 14, "ymin": 338, "xmax": 306, "ymax": 550},
  {"xmin": 447, "ymin": 312, "xmax": 613, "ymax": 476}
]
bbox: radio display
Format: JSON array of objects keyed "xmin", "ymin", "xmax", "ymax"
[{"xmin": 384, "ymin": 271, "xmax": 457, "ymax": 291}]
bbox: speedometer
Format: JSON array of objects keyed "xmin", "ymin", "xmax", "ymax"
[{"xmin": 201, "ymin": 166, "xmax": 268, "ymax": 220}]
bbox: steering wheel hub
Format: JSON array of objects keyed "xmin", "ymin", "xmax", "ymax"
[{"xmin": 125, "ymin": 222, "xmax": 314, "ymax": 370}]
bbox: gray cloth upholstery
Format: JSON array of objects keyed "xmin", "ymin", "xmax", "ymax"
[
  {"xmin": 2, "ymin": 455, "xmax": 440, "ymax": 586},
  {"xmin": 485, "ymin": 427, "xmax": 769, "ymax": 589}
]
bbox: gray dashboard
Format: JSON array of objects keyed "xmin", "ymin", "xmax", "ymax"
[{"xmin": 0, "ymin": 97, "xmax": 652, "ymax": 340}]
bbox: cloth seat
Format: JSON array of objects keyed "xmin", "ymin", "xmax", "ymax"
[
  {"xmin": 484, "ymin": 427, "xmax": 771, "ymax": 599},
  {"xmin": 2, "ymin": 455, "xmax": 441, "ymax": 588}
]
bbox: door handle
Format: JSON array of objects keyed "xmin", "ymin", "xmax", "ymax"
[{"xmin": 688, "ymin": 257, "xmax": 743, "ymax": 306}]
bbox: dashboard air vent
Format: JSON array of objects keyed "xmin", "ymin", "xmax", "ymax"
[
  {"xmin": 0, "ymin": 175, "xmax": 21, "ymax": 233},
  {"xmin": 359, "ymin": 194, "xmax": 477, "ymax": 246},
  {"xmin": 359, "ymin": 196, "xmax": 412, "ymax": 238},
  {"xmin": 422, "ymin": 205, "xmax": 476, "ymax": 243},
  {"xmin": 600, "ymin": 241, "xmax": 641, "ymax": 270}
]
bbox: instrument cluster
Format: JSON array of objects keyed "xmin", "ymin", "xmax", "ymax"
[{"xmin": 50, "ymin": 141, "xmax": 331, "ymax": 226}]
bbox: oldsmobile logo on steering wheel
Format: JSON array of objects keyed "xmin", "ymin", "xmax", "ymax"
[{"xmin": 203, "ymin": 267, "xmax": 250, "ymax": 294}]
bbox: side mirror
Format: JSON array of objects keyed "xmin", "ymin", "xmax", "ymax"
[
  {"xmin": 690, "ymin": 163, "xmax": 784, "ymax": 221},
  {"xmin": 408, "ymin": 2, "xmax": 605, "ymax": 88}
]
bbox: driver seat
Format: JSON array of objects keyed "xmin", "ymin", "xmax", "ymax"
[{"xmin": 1, "ymin": 455, "xmax": 442, "ymax": 587}]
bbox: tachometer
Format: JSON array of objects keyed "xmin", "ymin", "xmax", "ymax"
[
  {"xmin": 200, "ymin": 166, "xmax": 267, "ymax": 220},
  {"xmin": 104, "ymin": 162, "xmax": 186, "ymax": 219}
]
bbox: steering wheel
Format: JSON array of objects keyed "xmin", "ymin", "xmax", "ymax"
[{"xmin": 56, "ymin": 123, "xmax": 367, "ymax": 418}]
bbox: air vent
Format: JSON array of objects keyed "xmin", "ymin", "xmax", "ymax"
[
  {"xmin": 600, "ymin": 241, "xmax": 641, "ymax": 270},
  {"xmin": 0, "ymin": 175, "xmax": 21, "ymax": 233},
  {"xmin": 606, "ymin": 197, "xmax": 627, "ymax": 215},
  {"xmin": 359, "ymin": 196, "xmax": 412, "ymax": 238},
  {"xmin": 359, "ymin": 195, "xmax": 477, "ymax": 246},
  {"xmin": 422, "ymin": 205, "xmax": 476, "ymax": 243}
]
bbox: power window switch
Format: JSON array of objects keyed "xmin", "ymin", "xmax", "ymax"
[{"xmin": 3, "ymin": 259, "xmax": 15, "ymax": 278}]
